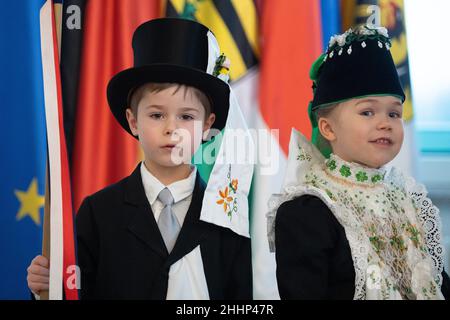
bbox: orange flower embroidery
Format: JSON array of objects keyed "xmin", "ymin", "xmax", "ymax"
[
  {"xmin": 231, "ymin": 179, "xmax": 238, "ymax": 192},
  {"xmin": 216, "ymin": 165, "xmax": 239, "ymax": 219},
  {"xmin": 216, "ymin": 186, "xmax": 234, "ymax": 212}
]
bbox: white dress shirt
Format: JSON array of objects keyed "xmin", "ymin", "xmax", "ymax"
[
  {"xmin": 140, "ymin": 162, "xmax": 210, "ymax": 300},
  {"xmin": 140, "ymin": 162, "xmax": 196, "ymax": 226}
]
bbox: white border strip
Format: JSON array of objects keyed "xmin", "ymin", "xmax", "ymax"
[
  {"xmin": 206, "ymin": 31, "xmax": 220, "ymax": 75},
  {"xmin": 40, "ymin": 0, "xmax": 64, "ymax": 300}
]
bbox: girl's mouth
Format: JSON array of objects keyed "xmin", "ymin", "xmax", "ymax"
[{"xmin": 370, "ymin": 138, "xmax": 393, "ymax": 146}]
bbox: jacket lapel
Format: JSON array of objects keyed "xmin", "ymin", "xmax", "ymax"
[{"xmin": 125, "ymin": 164, "xmax": 168, "ymax": 259}]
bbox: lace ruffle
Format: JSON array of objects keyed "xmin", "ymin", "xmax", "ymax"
[{"xmin": 387, "ymin": 168, "xmax": 445, "ymax": 286}]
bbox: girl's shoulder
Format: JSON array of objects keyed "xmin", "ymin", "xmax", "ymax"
[
  {"xmin": 276, "ymin": 194, "xmax": 340, "ymax": 229},
  {"xmin": 268, "ymin": 191, "xmax": 341, "ymax": 252}
]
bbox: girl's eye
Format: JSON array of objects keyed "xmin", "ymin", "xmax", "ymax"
[
  {"xmin": 360, "ymin": 110, "xmax": 374, "ymax": 116},
  {"xmin": 180, "ymin": 114, "xmax": 194, "ymax": 121},
  {"xmin": 389, "ymin": 112, "xmax": 402, "ymax": 118}
]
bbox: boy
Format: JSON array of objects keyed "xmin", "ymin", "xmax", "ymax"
[
  {"xmin": 28, "ymin": 18, "xmax": 252, "ymax": 299},
  {"xmin": 267, "ymin": 25, "xmax": 450, "ymax": 299}
]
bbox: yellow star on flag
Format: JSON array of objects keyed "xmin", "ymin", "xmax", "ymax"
[{"xmin": 15, "ymin": 178, "xmax": 44, "ymax": 226}]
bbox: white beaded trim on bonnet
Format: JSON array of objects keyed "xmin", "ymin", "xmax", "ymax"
[{"xmin": 323, "ymin": 25, "xmax": 391, "ymax": 62}]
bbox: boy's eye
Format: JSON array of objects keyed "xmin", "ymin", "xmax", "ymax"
[
  {"xmin": 360, "ymin": 110, "xmax": 374, "ymax": 116},
  {"xmin": 389, "ymin": 112, "xmax": 402, "ymax": 118},
  {"xmin": 180, "ymin": 114, "xmax": 194, "ymax": 121}
]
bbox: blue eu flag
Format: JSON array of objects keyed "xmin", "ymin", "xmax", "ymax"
[{"xmin": 0, "ymin": 0, "xmax": 48, "ymax": 299}]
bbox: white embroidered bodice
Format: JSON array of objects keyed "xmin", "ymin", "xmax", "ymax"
[{"xmin": 267, "ymin": 129, "xmax": 445, "ymax": 300}]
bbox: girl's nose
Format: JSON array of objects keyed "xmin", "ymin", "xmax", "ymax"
[{"xmin": 376, "ymin": 115, "xmax": 393, "ymax": 131}]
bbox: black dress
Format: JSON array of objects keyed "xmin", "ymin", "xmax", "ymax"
[{"xmin": 275, "ymin": 195, "xmax": 450, "ymax": 300}]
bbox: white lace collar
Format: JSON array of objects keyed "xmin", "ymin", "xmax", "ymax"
[{"xmin": 325, "ymin": 154, "xmax": 387, "ymax": 187}]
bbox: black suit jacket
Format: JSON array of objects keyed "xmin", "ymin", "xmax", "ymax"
[
  {"xmin": 76, "ymin": 165, "xmax": 252, "ymax": 299},
  {"xmin": 275, "ymin": 195, "xmax": 450, "ymax": 300}
]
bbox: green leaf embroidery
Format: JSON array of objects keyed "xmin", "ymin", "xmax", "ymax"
[
  {"xmin": 390, "ymin": 235, "xmax": 406, "ymax": 251},
  {"xmin": 356, "ymin": 171, "xmax": 368, "ymax": 182},
  {"xmin": 339, "ymin": 165, "xmax": 351, "ymax": 177},
  {"xmin": 371, "ymin": 174, "xmax": 382, "ymax": 183},
  {"xmin": 297, "ymin": 145, "xmax": 312, "ymax": 161},
  {"xmin": 430, "ymin": 282, "xmax": 437, "ymax": 296},
  {"xmin": 405, "ymin": 224, "xmax": 420, "ymax": 248},
  {"xmin": 325, "ymin": 189, "xmax": 334, "ymax": 200},
  {"xmin": 327, "ymin": 159, "xmax": 337, "ymax": 171},
  {"xmin": 369, "ymin": 236, "xmax": 385, "ymax": 254}
]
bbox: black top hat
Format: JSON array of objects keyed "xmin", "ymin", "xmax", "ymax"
[
  {"xmin": 107, "ymin": 18, "xmax": 230, "ymax": 138},
  {"xmin": 310, "ymin": 25, "xmax": 405, "ymax": 111}
]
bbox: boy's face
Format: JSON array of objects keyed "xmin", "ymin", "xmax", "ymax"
[
  {"xmin": 126, "ymin": 85, "xmax": 215, "ymax": 169},
  {"xmin": 319, "ymin": 96, "xmax": 404, "ymax": 168}
]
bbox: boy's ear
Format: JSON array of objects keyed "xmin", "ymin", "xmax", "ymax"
[
  {"xmin": 202, "ymin": 113, "xmax": 216, "ymax": 141},
  {"xmin": 203, "ymin": 113, "xmax": 216, "ymax": 132},
  {"xmin": 125, "ymin": 108, "xmax": 139, "ymax": 137},
  {"xmin": 318, "ymin": 117, "xmax": 336, "ymax": 142}
]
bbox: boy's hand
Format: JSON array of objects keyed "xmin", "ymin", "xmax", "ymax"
[{"xmin": 27, "ymin": 255, "xmax": 49, "ymax": 295}]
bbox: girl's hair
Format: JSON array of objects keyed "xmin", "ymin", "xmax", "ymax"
[
  {"xmin": 128, "ymin": 82, "xmax": 212, "ymax": 117},
  {"xmin": 315, "ymin": 103, "xmax": 338, "ymax": 120}
]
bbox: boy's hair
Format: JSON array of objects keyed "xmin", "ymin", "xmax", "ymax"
[{"xmin": 128, "ymin": 82, "xmax": 212, "ymax": 118}]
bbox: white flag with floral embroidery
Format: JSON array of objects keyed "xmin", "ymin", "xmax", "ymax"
[{"xmin": 199, "ymin": 89, "xmax": 254, "ymax": 238}]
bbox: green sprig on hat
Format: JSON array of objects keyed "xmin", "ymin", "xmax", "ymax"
[{"xmin": 309, "ymin": 53, "xmax": 327, "ymax": 82}]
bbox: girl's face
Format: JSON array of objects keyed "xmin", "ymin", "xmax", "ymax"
[{"xmin": 319, "ymin": 96, "xmax": 404, "ymax": 168}]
